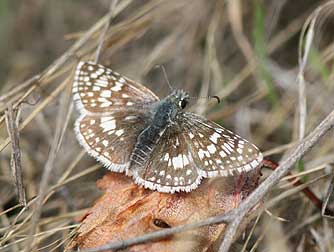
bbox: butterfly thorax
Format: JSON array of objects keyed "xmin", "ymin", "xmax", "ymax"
[
  {"xmin": 129, "ymin": 90, "xmax": 188, "ymax": 172},
  {"xmin": 152, "ymin": 100, "xmax": 177, "ymax": 127}
]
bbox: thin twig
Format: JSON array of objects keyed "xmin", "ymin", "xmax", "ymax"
[
  {"xmin": 95, "ymin": 0, "xmax": 118, "ymax": 63},
  {"xmin": 4, "ymin": 104, "xmax": 26, "ymax": 206},
  {"xmin": 81, "ymin": 213, "xmax": 233, "ymax": 252}
]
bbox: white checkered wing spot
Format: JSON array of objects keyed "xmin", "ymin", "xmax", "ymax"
[
  {"xmin": 182, "ymin": 113, "xmax": 263, "ymax": 177},
  {"xmin": 75, "ymin": 111, "xmax": 149, "ymax": 172},
  {"xmin": 132, "ymin": 126, "xmax": 201, "ymax": 193},
  {"xmin": 73, "ymin": 61, "xmax": 159, "ymax": 114}
]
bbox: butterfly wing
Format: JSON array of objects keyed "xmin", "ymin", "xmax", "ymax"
[
  {"xmin": 73, "ymin": 61, "xmax": 159, "ymax": 172},
  {"xmin": 75, "ymin": 111, "xmax": 150, "ymax": 172},
  {"xmin": 131, "ymin": 126, "xmax": 201, "ymax": 193},
  {"xmin": 130, "ymin": 112, "xmax": 262, "ymax": 193},
  {"xmin": 181, "ymin": 112, "xmax": 263, "ymax": 177},
  {"xmin": 73, "ymin": 61, "xmax": 159, "ymax": 114}
]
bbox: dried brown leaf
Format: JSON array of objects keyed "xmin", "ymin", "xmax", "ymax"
[{"xmin": 70, "ymin": 170, "xmax": 261, "ymax": 252}]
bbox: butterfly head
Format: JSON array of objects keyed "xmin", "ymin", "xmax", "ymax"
[{"xmin": 169, "ymin": 89, "xmax": 189, "ymax": 110}]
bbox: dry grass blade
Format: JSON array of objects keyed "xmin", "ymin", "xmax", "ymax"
[
  {"xmin": 4, "ymin": 105, "xmax": 26, "ymax": 206},
  {"xmin": 241, "ymin": 213, "xmax": 262, "ymax": 252},
  {"xmin": 25, "ymin": 85, "xmax": 73, "ymax": 251},
  {"xmin": 228, "ymin": 0, "xmax": 255, "ymax": 65},
  {"xmin": 94, "ymin": 0, "xmax": 119, "ymax": 63},
  {"xmin": 296, "ymin": 12, "xmax": 315, "ymax": 141},
  {"xmin": 322, "ymin": 168, "xmax": 334, "ymax": 218},
  {"xmin": 0, "ymin": 75, "xmax": 41, "ymax": 104},
  {"xmin": 269, "ymin": 174, "xmax": 329, "ymax": 210},
  {"xmin": 0, "ymin": 78, "xmax": 69, "ymax": 153}
]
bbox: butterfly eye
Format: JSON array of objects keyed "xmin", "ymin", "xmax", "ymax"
[
  {"xmin": 179, "ymin": 99, "xmax": 187, "ymax": 109},
  {"xmin": 153, "ymin": 218, "xmax": 171, "ymax": 228}
]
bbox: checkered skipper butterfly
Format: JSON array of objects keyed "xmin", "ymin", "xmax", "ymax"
[{"xmin": 73, "ymin": 61, "xmax": 263, "ymax": 193}]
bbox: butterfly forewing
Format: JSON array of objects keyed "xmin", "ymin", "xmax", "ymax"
[
  {"xmin": 181, "ymin": 113, "xmax": 263, "ymax": 177},
  {"xmin": 132, "ymin": 126, "xmax": 201, "ymax": 193},
  {"xmin": 75, "ymin": 111, "xmax": 149, "ymax": 172},
  {"xmin": 73, "ymin": 61, "xmax": 159, "ymax": 114}
]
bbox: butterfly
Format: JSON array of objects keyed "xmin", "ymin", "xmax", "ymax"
[{"xmin": 72, "ymin": 61, "xmax": 263, "ymax": 193}]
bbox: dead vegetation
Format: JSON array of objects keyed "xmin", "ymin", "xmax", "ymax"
[{"xmin": 0, "ymin": 0, "xmax": 334, "ymax": 251}]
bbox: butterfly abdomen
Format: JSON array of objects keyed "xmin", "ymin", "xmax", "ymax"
[
  {"xmin": 129, "ymin": 101, "xmax": 174, "ymax": 171},
  {"xmin": 130, "ymin": 125, "xmax": 164, "ymax": 168}
]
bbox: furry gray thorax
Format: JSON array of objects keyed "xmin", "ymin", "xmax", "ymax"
[{"xmin": 130, "ymin": 89, "xmax": 189, "ymax": 169}]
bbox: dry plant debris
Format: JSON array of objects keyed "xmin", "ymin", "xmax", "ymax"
[{"xmin": 1, "ymin": 1, "xmax": 334, "ymax": 252}]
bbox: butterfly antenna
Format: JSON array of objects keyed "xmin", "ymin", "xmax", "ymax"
[
  {"xmin": 189, "ymin": 95, "xmax": 220, "ymax": 104},
  {"xmin": 211, "ymin": 95, "xmax": 220, "ymax": 103},
  {"xmin": 155, "ymin": 65, "xmax": 173, "ymax": 91}
]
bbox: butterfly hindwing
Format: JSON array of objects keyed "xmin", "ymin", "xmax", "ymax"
[
  {"xmin": 181, "ymin": 113, "xmax": 263, "ymax": 177},
  {"xmin": 75, "ymin": 111, "xmax": 149, "ymax": 172},
  {"xmin": 131, "ymin": 126, "xmax": 201, "ymax": 193}
]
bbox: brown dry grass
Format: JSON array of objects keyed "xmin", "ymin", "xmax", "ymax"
[{"xmin": 0, "ymin": 0, "xmax": 334, "ymax": 251}]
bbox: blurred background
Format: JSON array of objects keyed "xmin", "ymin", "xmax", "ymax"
[{"xmin": 0, "ymin": 0, "xmax": 334, "ymax": 251}]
